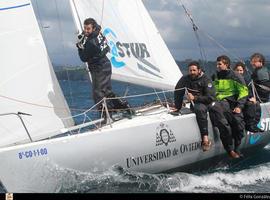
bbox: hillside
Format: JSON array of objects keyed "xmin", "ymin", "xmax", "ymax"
[
  {"xmin": 55, "ymin": 67, "xmax": 89, "ymax": 81},
  {"xmin": 55, "ymin": 59, "xmax": 270, "ymax": 81}
]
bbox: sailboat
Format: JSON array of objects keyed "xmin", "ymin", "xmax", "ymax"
[{"xmin": 0, "ymin": 0, "xmax": 270, "ymax": 193}]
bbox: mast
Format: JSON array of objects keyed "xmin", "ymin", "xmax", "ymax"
[{"xmin": 69, "ymin": 0, "xmax": 92, "ymax": 82}]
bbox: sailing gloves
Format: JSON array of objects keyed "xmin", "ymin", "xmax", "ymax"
[{"xmin": 76, "ymin": 32, "xmax": 86, "ymax": 50}]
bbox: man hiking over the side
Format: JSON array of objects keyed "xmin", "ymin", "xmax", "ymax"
[
  {"xmin": 209, "ymin": 55, "xmax": 249, "ymax": 158},
  {"xmin": 173, "ymin": 61, "xmax": 215, "ymax": 151}
]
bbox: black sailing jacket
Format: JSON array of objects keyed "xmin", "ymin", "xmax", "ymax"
[
  {"xmin": 78, "ymin": 25, "xmax": 110, "ymax": 70},
  {"xmin": 251, "ymin": 67, "xmax": 270, "ymax": 103},
  {"xmin": 174, "ymin": 73, "xmax": 215, "ymax": 110}
]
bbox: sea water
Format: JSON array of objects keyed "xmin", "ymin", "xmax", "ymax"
[
  {"xmin": 1, "ymin": 80, "xmax": 270, "ymax": 193},
  {"xmin": 48, "ymin": 145, "xmax": 270, "ymax": 193}
]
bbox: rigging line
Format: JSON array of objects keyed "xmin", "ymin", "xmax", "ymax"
[
  {"xmin": 78, "ymin": 114, "xmax": 99, "ymax": 133},
  {"xmin": 0, "ymin": 93, "xmax": 84, "ymax": 112},
  {"xmin": 194, "ymin": 29, "xmax": 208, "ymax": 65},
  {"xmin": 253, "ymin": 83, "xmax": 263, "ymax": 103},
  {"xmin": 250, "ymin": 80, "xmax": 257, "ymax": 100},
  {"xmin": 71, "ymin": 0, "xmax": 83, "ymax": 30},
  {"xmin": 54, "ymin": 0, "xmax": 68, "ymax": 65},
  {"xmin": 104, "ymin": 87, "xmax": 186, "ymax": 100},
  {"xmin": 99, "ymin": 0, "xmax": 105, "ymax": 27},
  {"xmin": 60, "ymin": 98, "xmax": 105, "ymax": 120},
  {"xmin": 178, "ymin": 0, "xmax": 243, "ymax": 63},
  {"xmin": 65, "ymin": 68, "xmax": 75, "ymax": 107},
  {"xmin": 153, "ymin": 88, "xmax": 162, "ymax": 104},
  {"xmin": 198, "ymin": 29, "xmax": 243, "ymax": 62},
  {"xmin": 184, "ymin": 87, "xmax": 194, "ymax": 106},
  {"xmin": 123, "ymin": 85, "xmax": 130, "ymax": 97},
  {"xmin": 0, "ymin": 87, "xmax": 185, "ymax": 113},
  {"xmin": 96, "ymin": 106, "xmax": 105, "ymax": 128},
  {"xmin": 70, "ymin": 0, "xmax": 92, "ymax": 81},
  {"xmin": 33, "ymin": 0, "xmax": 46, "ymax": 39},
  {"xmin": 162, "ymin": 90, "xmax": 170, "ymax": 111},
  {"xmin": 78, "ymin": 113, "xmax": 88, "ymax": 134},
  {"xmin": 178, "ymin": 0, "xmax": 207, "ymax": 67},
  {"xmin": 248, "ymin": 81, "xmax": 263, "ymax": 104}
]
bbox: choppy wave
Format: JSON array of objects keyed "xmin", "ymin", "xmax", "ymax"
[
  {"xmin": 160, "ymin": 163, "xmax": 270, "ymax": 193},
  {"xmin": 56, "ymin": 155, "xmax": 270, "ymax": 193},
  {"xmin": 40, "ymin": 144, "xmax": 267, "ymax": 193}
]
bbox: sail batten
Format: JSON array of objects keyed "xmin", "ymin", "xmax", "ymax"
[
  {"xmin": 0, "ymin": 0, "xmax": 74, "ymax": 147},
  {"xmin": 70, "ymin": 0, "xmax": 182, "ymax": 90}
]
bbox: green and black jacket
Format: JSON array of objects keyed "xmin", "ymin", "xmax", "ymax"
[{"xmin": 213, "ymin": 70, "xmax": 249, "ymax": 109}]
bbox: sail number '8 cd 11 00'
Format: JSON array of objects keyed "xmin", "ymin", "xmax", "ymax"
[{"xmin": 18, "ymin": 148, "xmax": 48, "ymax": 159}]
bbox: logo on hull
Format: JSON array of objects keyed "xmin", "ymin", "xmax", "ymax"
[{"xmin": 156, "ymin": 123, "xmax": 176, "ymax": 146}]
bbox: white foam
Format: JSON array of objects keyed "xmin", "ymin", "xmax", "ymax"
[
  {"xmin": 264, "ymin": 144, "xmax": 270, "ymax": 150},
  {"xmin": 32, "ymin": 158, "xmax": 270, "ymax": 192},
  {"xmin": 160, "ymin": 163, "xmax": 270, "ymax": 193}
]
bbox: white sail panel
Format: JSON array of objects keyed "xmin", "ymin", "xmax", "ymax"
[
  {"xmin": 0, "ymin": 0, "xmax": 74, "ymax": 147},
  {"xmin": 70, "ymin": 0, "xmax": 182, "ymax": 90}
]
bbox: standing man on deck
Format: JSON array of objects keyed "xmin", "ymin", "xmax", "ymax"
[
  {"xmin": 209, "ymin": 55, "xmax": 249, "ymax": 158},
  {"xmin": 76, "ymin": 18, "xmax": 112, "ymax": 105},
  {"xmin": 76, "ymin": 18, "xmax": 131, "ymax": 117},
  {"xmin": 173, "ymin": 61, "xmax": 215, "ymax": 151}
]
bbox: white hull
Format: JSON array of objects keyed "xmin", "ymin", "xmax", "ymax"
[{"xmin": 0, "ymin": 103, "xmax": 270, "ymax": 192}]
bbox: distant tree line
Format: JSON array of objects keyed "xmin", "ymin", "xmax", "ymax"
[
  {"xmin": 55, "ymin": 67, "xmax": 89, "ymax": 81},
  {"xmin": 176, "ymin": 59, "xmax": 270, "ymax": 77}
]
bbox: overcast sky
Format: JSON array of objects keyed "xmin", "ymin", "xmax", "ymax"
[{"xmin": 31, "ymin": 0, "xmax": 270, "ymax": 66}]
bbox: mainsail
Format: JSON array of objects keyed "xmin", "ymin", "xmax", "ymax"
[
  {"xmin": 0, "ymin": 0, "xmax": 74, "ymax": 147},
  {"xmin": 70, "ymin": 0, "xmax": 182, "ymax": 90}
]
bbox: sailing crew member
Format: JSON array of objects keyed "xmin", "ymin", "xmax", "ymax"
[
  {"xmin": 233, "ymin": 62, "xmax": 263, "ymax": 133},
  {"xmin": 250, "ymin": 53, "xmax": 270, "ymax": 103},
  {"xmin": 76, "ymin": 18, "xmax": 132, "ymax": 117},
  {"xmin": 209, "ymin": 55, "xmax": 249, "ymax": 158},
  {"xmin": 173, "ymin": 61, "xmax": 215, "ymax": 151}
]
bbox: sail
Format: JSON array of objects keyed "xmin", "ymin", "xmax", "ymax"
[
  {"xmin": 0, "ymin": 0, "xmax": 74, "ymax": 147},
  {"xmin": 70, "ymin": 0, "xmax": 182, "ymax": 90}
]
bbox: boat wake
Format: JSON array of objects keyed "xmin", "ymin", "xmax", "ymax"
[
  {"xmin": 47, "ymin": 145, "xmax": 270, "ymax": 193},
  {"xmin": 55, "ymin": 163, "xmax": 270, "ymax": 193},
  {"xmin": 159, "ymin": 163, "xmax": 270, "ymax": 193}
]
